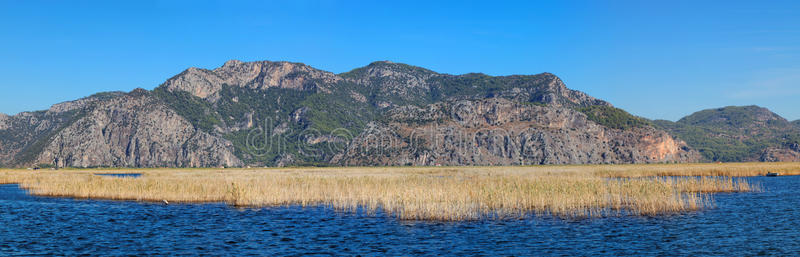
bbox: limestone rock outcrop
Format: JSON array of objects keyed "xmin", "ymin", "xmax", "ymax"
[
  {"xmin": 334, "ymin": 98, "xmax": 698, "ymax": 166},
  {"xmin": 35, "ymin": 90, "xmax": 241, "ymax": 168}
]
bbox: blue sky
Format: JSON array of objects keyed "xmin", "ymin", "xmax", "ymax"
[{"xmin": 1, "ymin": 0, "xmax": 798, "ymax": 121}]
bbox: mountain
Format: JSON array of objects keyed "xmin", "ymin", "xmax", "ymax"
[
  {"xmin": 793, "ymin": 120, "xmax": 800, "ymax": 128},
  {"xmin": 653, "ymin": 106, "xmax": 800, "ymax": 162},
  {"xmin": 0, "ymin": 60, "xmax": 698, "ymax": 168}
]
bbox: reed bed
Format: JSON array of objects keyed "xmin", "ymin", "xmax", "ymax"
[
  {"xmin": 0, "ymin": 162, "xmax": 778, "ymax": 220},
  {"xmin": 590, "ymin": 162, "xmax": 800, "ymax": 177}
]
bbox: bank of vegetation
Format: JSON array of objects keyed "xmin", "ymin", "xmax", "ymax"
[{"xmin": 1, "ymin": 162, "xmax": 789, "ymax": 221}]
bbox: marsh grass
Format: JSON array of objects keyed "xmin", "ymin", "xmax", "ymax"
[{"xmin": 0, "ymin": 162, "xmax": 785, "ymax": 220}]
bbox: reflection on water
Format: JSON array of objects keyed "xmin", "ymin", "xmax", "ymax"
[{"xmin": 1, "ymin": 176, "xmax": 799, "ymax": 255}]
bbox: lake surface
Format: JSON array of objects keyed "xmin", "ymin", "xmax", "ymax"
[
  {"xmin": 93, "ymin": 173, "xmax": 142, "ymax": 178},
  {"xmin": 1, "ymin": 176, "xmax": 799, "ymax": 256}
]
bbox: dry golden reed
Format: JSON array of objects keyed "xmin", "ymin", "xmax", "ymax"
[{"xmin": 0, "ymin": 162, "xmax": 782, "ymax": 221}]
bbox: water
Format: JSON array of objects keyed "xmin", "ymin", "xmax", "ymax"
[
  {"xmin": 1, "ymin": 176, "xmax": 799, "ymax": 256},
  {"xmin": 94, "ymin": 173, "xmax": 142, "ymax": 178}
]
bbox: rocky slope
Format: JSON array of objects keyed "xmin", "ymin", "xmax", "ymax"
[
  {"xmin": 654, "ymin": 106, "xmax": 800, "ymax": 162},
  {"xmin": 34, "ymin": 89, "xmax": 241, "ymax": 167},
  {"xmin": 1, "ymin": 59, "xmax": 700, "ymax": 167},
  {"xmin": 339, "ymin": 61, "xmax": 610, "ymax": 109},
  {"xmin": 0, "ymin": 113, "xmax": 8, "ymax": 131},
  {"xmin": 0, "ymin": 95, "xmax": 101, "ymax": 167},
  {"xmin": 334, "ymin": 98, "xmax": 698, "ymax": 166},
  {"xmin": 0, "ymin": 90, "xmax": 240, "ymax": 168},
  {"xmin": 161, "ymin": 60, "xmax": 341, "ymax": 102}
]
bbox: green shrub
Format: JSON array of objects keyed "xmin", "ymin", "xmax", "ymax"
[{"xmin": 578, "ymin": 105, "xmax": 650, "ymax": 130}]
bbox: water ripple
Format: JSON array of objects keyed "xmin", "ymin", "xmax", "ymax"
[{"xmin": 1, "ymin": 176, "xmax": 799, "ymax": 256}]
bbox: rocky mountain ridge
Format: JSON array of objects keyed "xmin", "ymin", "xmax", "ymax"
[
  {"xmin": 0, "ymin": 59, "xmax": 720, "ymax": 167},
  {"xmin": 161, "ymin": 60, "xmax": 341, "ymax": 102}
]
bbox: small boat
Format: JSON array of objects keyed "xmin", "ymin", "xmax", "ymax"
[{"xmin": 766, "ymin": 172, "xmax": 780, "ymax": 177}]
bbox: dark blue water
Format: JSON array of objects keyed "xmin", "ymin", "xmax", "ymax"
[
  {"xmin": 1, "ymin": 176, "xmax": 799, "ymax": 256},
  {"xmin": 94, "ymin": 173, "xmax": 142, "ymax": 178}
]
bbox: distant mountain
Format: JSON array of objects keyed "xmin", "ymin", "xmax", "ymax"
[
  {"xmin": 0, "ymin": 60, "xmax": 698, "ymax": 167},
  {"xmin": 653, "ymin": 106, "xmax": 800, "ymax": 162},
  {"xmin": 793, "ymin": 120, "xmax": 800, "ymax": 128}
]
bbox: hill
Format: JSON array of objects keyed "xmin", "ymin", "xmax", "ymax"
[{"xmin": 653, "ymin": 106, "xmax": 800, "ymax": 162}]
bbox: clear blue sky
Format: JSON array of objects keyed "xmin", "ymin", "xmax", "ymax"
[{"xmin": 1, "ymin": 0, "xmax": 798, "ymax": 121}]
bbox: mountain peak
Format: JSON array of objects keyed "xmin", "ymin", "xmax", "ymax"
[
  {"xmin": 658, "ymin": 105, "xmax": 800, "ymax": 162},
  {"xmin": 216, "ymin": 59, "xmax": 308, "ymax": 70},
  {"xmin": 129, "ymin": 88, "xmax": 150, "ymax": 96},
  {"xmin": 679, "ymin": 105, "xmax": 786, "ymax": 127},
  {"xmin": 370, "ymin": 60, "xmax": 394, "ymax": 65},
  {"xmin": 341, "ymin": 60, "xmax": 438, "ymax": 79},
  {"xmin": 366, "ymin": 60, "xmax": 432, "ymax": 71},
  {"xmin": 159, "ymin": 59, "xmax": 341, "ymax": 101},
  {"xmin": 44, "ymin": 91, "xmax": 127, "ymax": 114},
  {"xmin": 222, "ymin": 59, "xmax": 244, "ymax": 67}
]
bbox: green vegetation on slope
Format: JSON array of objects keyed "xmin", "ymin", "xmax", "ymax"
[
  {"xmin": 654, "ymin": 106, "xmax": 800, "ymax": 162},
  {"xmin": 339, "ymin": 61, "xmax": 437, "ymax": 80},
  {"xmin": 153, "ymin": 87, "xmax": 222, "ymax": 133},
  {"xmin": 678, "ymin": 106, "xmax": 782, "ymax": 128},
  {"xmin": 653, "ymin": 121, "xmax": 757, "ymax": 162},
  {"xmin": 18, "ymin": 110, "xmax": 86, "ymax": 165},
  {"xmin": 0, "ymin": 109, "xmax": 87, "ymax": 166},
  {"xmin": 341, "ymin": 62, "xmax": 559, "ymax": 107},
  {"xmin": 578, "ymin": 105, "xmax": 650, "ymax": 130},
  {"xmin": 156, "ymin": 84, "xmax": 377, "ymax": 166}
]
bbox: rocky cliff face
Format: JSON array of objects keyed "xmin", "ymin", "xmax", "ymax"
[
  {"xmin": 334, "ymin": 98, "xmax": 698, "ymax": 166},
  {"xmin": 0, "ymin": 113, "xmax": 8, "ymax": 130},
  {"xmin": 479, "ymin": 73, "xmax": 610, "ymax": 108},
  {"xmin": 34, "ymin": 90, "xmax": 241, "ymax": 168},
  {"xmin": 2, "ymin": 59, "xmax": 710, "ymax": 167},
  {"xmin": 340, "ymin": 61, "xmax": 438, "ymax": 106},
  {"xmin": 161, "ymin": 60, "xmax": 341, "ymax": 102},
  {"xmin": 0, "ymin": 97, "xmax": 95, "ymax": 167},
  {"xmin": 760, "ymin": 146, "xmax": 800, "ymax": 162}
]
